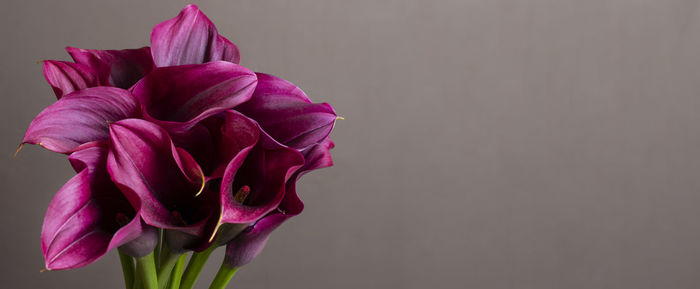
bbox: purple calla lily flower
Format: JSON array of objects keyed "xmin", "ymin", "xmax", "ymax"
[
  {"xmin": 215, "ymin": 111, "xmax": 305, "ymax": 231},
  {"xmin": 150, "ymin": 4, "xmax": 240, "ymax": 67},
  {"xmin": 66, "ymin": 46, "xmax": 154, "ymax": 89},
  {"xmin": 107, "ymin": 119, "xmax": 219, "ymax": 252},
  {"xmin": 42, "ymin": 47, "xmax": 153, "ymax": 99},
  {"xmin": 144, "ymin": 109, "xmax": 305, "ymax": 246},
  {"xmin": 42, "ymin": 143, "xmax": 156, "ymax": 270},
  {"xmin": 218, "ymin": 117, "xmax": 305, "ymax": 226},
  {"xmin": 224, "ymin": 138, "xmax": 334, "ymax": 268}
]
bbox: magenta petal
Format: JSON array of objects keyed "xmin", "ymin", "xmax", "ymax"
[
  {"xmin": 151, "ymin": 4, "xmax": 240, "ymax": 67},
  {"xmin": 166, "ymin": 122, "xmax": 217, "ymax": 173},
  {"xmin": 282, "ymin": 138, "xmax": 335, "ymax": 216},
  {"xmin": 236, "ymin": 73, "xmax": 337, "ymax": 149},
  {"xmin": 206, "ymin": 110, "xmax": 260, "ymax": 178},
  {"xmin": 222, "ymin": 139, "xmax": 334, "ymax": 268},
  {"xmin": 67, "ymin": 46, "xmax": 154, "ymax": 89},
  {"xmin": 168, "ymin": 110, "xmax": 260, "ymax": 178},
  {"xmin": 298, "ymin": 138, "xmax": 335, "ymax": 177},
  {"xmin": 41, "ymin": 144, "xmax": 149, "ymax": 270},
  {"xmin": 132, "ymin": 62, "xmax": 256, "ymax": 132},
  {"xmin": 107, "ymin": 119, "xmax": 209, "ymax": 236},
  {"xmin": 223, "ymin": 213, "xmax": 289, "ymax": 268},
  {"xmin": 42, "ymin": 60, "xmax": 98, "ymax": 99},
  {"xmin": 218, "ymin": 35, "xmax": 241, "ymax": 64},
  {"xmin": 22, "ymin": 87, "xmax": 140, "ymax": 154},
  {"xmin": 220, "ymin": 126, "xmax": 304, "ymax": 224}
]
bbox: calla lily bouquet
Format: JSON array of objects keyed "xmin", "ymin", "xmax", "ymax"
[{"xmin": 20, "ymin": 4, "xmax": 337, "ymax": 289}]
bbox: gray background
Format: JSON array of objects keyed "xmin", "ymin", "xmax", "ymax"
[{"xmin": 2, "ymin": 0, "xmax": 700, "ymax": 288}]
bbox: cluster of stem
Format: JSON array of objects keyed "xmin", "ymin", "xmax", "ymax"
[{"xmin": 118, "ymin": 230, "xmax": 239, "ymax": 289}]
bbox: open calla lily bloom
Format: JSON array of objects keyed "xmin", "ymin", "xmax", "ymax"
[{"xmin": 21, "ymin": 4, "xmax": 337, "ymax": 289}]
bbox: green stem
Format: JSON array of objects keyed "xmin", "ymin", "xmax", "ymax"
[
  {"xmin": 157, "ymin": 247, "xmax": 182, "ymax": 289},
  {"xmin": 134, "ymin": 251, "xmax": 158, "ymax": 289},
  {"xmin": 180, "ymin": 245, "xmax": 217, "ymax": 289},
  {"xmin": 154, "ymin": 229, "xmax": 163, "ymax": 271},
  {"xmin": 118, "ymin": 250, "xmax": 135, "ymax": 289},
  {"xmin": 208, "ymin": 263, "xmax": 239, "ymax": 289},
  {"xmin": 168, "ymin": 254, "xmax": 188, "ymax": 289}
]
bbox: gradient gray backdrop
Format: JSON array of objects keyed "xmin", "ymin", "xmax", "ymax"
[{"xmin": 3, "ymin": 1, "xmax": 700, "ymax": 288}]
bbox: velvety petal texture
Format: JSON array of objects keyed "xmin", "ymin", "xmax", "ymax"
[
  {"xmin": 107, "ymin": 119, "xmax": 217, "ymax": 249},
  {"xmin": 281, "ymin": 139, "xmax": 335, "ymax": 213},
  {"xmin": 197, "ymin": 110, "xmax": 260, "ymax": 178},
  {"xmin": 132, "ymin": 62, "xmax": 257, "ymax": 132},
  {"xmin": 42, "ymin": 60, "xmax": 98, "ymax": 99},
  {"xmin": 41, "ymin": 144, "xmax": 153, "ymax": 270},
  {"xmin": 222, "ymin": 179, "xmax": 306, "ymax": 267},
  {"xmin": 22, "ymin": 87, "xmax": 140, "ymax": 153},
  {"xmin": 67, "ymin": 46, "xmax": 154, "ymax": 89},
  {"xmin": 297, "ymin": 138, "xmax": 336, "ymax": 177},
  {"xmin": 223, "ymin": 138, "xmax": 335, "ymax": 267},
  {"xmin": 237, "ymin": 73, "xmax": 337, "ymax": 149},
  {"xmin": 151, "ymin": 4, "xmax": 240, "ymax": 67},
  {"xmin": 219, "ymin": 126, "xmax": 304, "ymax": 225}
]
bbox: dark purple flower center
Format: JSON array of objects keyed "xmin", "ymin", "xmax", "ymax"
[
  {"xmin": 115, "ymin": 213, "xmax": 130, "ymax": 227},
  {"xmin": 171, "ymin": 210, "xmax": 187, "ymax": 226}
]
